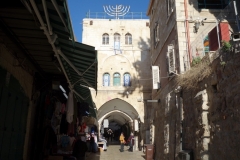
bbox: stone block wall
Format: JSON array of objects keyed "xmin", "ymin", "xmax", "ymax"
[
  {"xmin": 182, "ymin": 48, "xmax": 240, "ymax": 160},
  {"xmin": 153, "ymin": 46, "xmax": 240, "ymax": 160}
]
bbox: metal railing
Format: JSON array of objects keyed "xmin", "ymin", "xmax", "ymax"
[
  {"xmin": 85, "ymin": 11, "xmax": 148, "ymax": 19},
  {"xmin": 190, "ymin": 1, "xmax": 236, "ymax": 59}
]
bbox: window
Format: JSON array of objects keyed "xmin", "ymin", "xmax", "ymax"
[
  {"xmin": 152, "ymin": 66, "xmax": 160, "ymax": 89},
  {"xmin": 167, "ymin": 44, "xmax": 175, "ymax": 74},
  {"xmin": 154, "ymin": 22, "xmax": 159, "ymax": 47},
  {"xmin": 125, "ymin": 33, "xmax": 132, "ymax": 45},
  {"xmin": 102, "ymin": 33, "xmax": 109, "ymax": 45},
  {"xmin": 114, "ymin": 33, "xmax": 120, "ymax": 42},
  {"xmin": 113, "ymin": 73, "xmax": 121, "ymax": 86},
  {"xmin": 198, "ymin": 0, "xmax": 229, "ymax": 9},
  {"xmin": 123, "ymin": 73, "xmax": 131, "ymax": 86},
  {"xmin": 114, "ymin": 33, "xmax": 121, "ymax": 52},
  {"xmin": 166, "ymin": 0, "xmax": 174, "ymax": 17},
  {"xmin": 103, "ymin": 73, "xmax": 110, "ymax": 86}
]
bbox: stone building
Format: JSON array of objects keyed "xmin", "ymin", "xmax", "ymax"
[
  {"xmin": 82, "ymin": 14, "xmax": 152, "ymax": 149},
  {"xmin": 147, "ymin": 0, "xmax": 240, "ymax": 159}
]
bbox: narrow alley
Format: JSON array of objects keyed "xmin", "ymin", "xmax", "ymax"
[{"xmin": 85, "ymin": 141, "xmax": 145, "ymax": 160}]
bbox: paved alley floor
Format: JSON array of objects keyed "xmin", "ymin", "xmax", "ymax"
[{"xmin": 85, "ymin": 144, "xmax": 145, "ymax": 160}]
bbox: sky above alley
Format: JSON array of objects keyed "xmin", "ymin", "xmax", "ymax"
[{"xmin": 67, "ymin": 0, "xmax": 149, "ymax": 42}]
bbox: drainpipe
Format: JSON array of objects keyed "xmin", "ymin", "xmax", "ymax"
[
  {"xmin": 29, "ymin": 0, "xmax": 72, "ymax": 89},
  {"xmin": 184, "ymin": 0, "xmax": 192, "ymax": 64},
  {"xmin": 179, "ymin": 96, "xmax": 183, "ymax": 151}
]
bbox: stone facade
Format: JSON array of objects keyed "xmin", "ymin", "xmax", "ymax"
[
  {"xmin": 181, "ymin": 49, "xmax": 240, "ymax": 160},
  {"xmin": 82, "ymin": 19, "xmax": 152, "ymax": 148},
  {"xmin": 147, "ymin": 0, "xmax": 240, "ymax": 159}
]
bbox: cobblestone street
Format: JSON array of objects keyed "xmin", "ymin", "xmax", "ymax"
[{"xmin": 85, "ymin": 142, "xmax": 145, "ymax": 160}]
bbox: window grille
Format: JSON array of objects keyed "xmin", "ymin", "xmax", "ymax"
[
  {"xmin": 167, "ymin": 44, "xmax": 175, "ymax": 74},
  {"xmin": 154, "ymin": 23, "xmax": 159, "ymax": 47}
]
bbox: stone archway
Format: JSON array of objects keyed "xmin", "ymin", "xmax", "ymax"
[
  {"xmin": 97, "ymin": 98, "xmax": 139, "ymax": 126},
  {"xmin": 97, "ymin": 98, "xmax": 140, "ymax": 149}
]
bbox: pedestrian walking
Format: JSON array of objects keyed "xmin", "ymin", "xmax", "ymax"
[
  {"xmin": 127, "ymin": 133, "xmax": 134, "ymax": 152},
  {"xmin": 90, "ymin": 132, "xmax": 97, "ymax": 153},
  {"xmin": 119, "ymin": 132, "xmax": 125, "ymax": 152},
  {"xmin": 99, "ymin": 134, "xmax": 108, "ymax": 151}
]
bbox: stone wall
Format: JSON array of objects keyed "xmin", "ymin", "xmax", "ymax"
[
  {"xmin": 152, "ymin": 79, "xmax": 182, "ymax": 160},
  {"xmin": 153, "ymin": 46, "xmax": 240, "ymax": 160},
  {"xmin": 182, "ymin": 48, "xmax": 240, "ymax": 160}
]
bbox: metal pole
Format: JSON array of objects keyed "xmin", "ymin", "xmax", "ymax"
[
  {"xmin": 234, "ymin": 1, "xmax": 240, "ymax": 32},
  {"xmin": 216, "ymin": 19, "xmax": 221, "ymax": 49},
  {"xmin": 202, "ymin": 34, "xmax": 205, "ymax": 56}
]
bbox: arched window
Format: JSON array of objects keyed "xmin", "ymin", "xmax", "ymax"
[
  {"xmin": 114, "ymin": 33, "xmax": 121, "ymax": 51},
  {"xmin": 114, "ymin": 33, "xmax": 120, "ymax": 42},
  {"xmin": 123, "ymin": 73, "xmax": 131, "ymax": 86},
  {"xmin": 103, "ymin": 73, "xmax": 110, "ymax": 86},
  {"xmin": 125, "ymin": 33, "xmax": 132, "ymax": 45},
  {"xmin": 102, "ymin": 33, "xmax": 109, "ymax": 45},
  {"xmin": 113, "ymin": 73, "xmax": 121, "ymax": 86}
]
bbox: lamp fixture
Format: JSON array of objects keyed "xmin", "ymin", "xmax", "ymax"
[
  {"xmin": 194, "ymin": 21, "xmax": 200, "ymax": 32},
  {"xmin": 63, "ymin": 92, "xmax": 68, "ymax": 99},
  {"xmin": 59, "ymin": 85, "xmax": 66, "ymax": 93},
  {"xmin": 193, "ymin": 17, "xmax": 207, "ymax": 33}
]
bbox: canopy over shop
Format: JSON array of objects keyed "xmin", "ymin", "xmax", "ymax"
[{"xmin": 0, "ymin": 0, "xmax": 98, "ymax": 159}]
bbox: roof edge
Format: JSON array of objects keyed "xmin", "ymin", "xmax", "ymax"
[{"xmin": 147, "ymin": 0, "xmax": 155, "ymax": 16}]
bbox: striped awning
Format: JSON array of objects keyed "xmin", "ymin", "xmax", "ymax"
[{"xmin": 35, "ymin": 0, "xmax": 98, "ymax": 117}]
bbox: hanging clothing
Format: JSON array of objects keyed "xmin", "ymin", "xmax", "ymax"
[
  {"xmin": 61, "ymin": 135, "xmax": 70, "ymax": 148},
  {"xmin": 54, "ymin": 102, "xmax": 62, "ymax": 116},
  {"xmin": 66, "ymin": 91, "xmax": 74, "ymax": 123},
  {"xmin": 61, "ymin": 103, "xmax": 66, "ymax": 114},
  {"xmin": 67, "ymin": 122, "xmax": 75, "ymax": 135}
]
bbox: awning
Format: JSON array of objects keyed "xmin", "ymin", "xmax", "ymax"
[{"xmin": 33, "ymin": 0, "xmax": 98, "ymax": 117}]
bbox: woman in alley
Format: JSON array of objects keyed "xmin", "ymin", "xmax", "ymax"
[{"xmin": 119, "ymin": 132, "xmax": 125, "ymax": 152}]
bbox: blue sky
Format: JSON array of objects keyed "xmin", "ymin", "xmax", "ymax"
[{"xmin": 67, "ymin": 0, "xmax": 150, "ymax": 42}]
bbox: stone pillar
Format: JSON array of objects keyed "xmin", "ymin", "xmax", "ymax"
[{"xmin": 134, "ymin": 135, "xmax": 138, "ymax": 151}]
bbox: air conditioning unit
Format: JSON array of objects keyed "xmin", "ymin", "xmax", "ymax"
[
  {"xmin": 232, "ymin": 32, "xmax": 240, "ymax": 41},
  {"xmin": 178, "ymin": 150, "xmax": 193, "ymax": 160}
]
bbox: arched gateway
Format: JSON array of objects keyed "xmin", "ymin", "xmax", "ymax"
[{"xmin": 97, "ymin": 98, "xmax": 140, "ymax": 149}]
